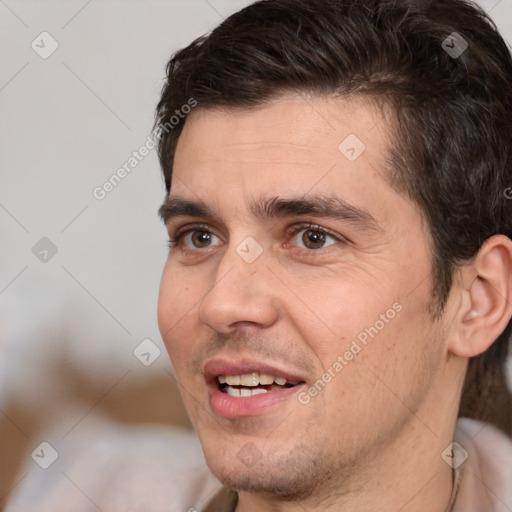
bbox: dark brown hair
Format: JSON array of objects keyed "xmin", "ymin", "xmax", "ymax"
[{"xmin": 155, "ymin": 0, "xmax": 512, "ymax": 425}]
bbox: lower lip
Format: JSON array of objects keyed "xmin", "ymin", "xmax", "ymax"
[{"xmin": 209, "ymin": 383, "xmax": 305, "ymax": 418}]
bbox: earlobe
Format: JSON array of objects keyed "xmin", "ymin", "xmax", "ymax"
[{"xmin": 450, "ymin": 235, "xmax": 512, "ymax": 358}]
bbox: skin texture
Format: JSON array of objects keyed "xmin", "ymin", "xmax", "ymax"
[{"xmin": 157, "ymin": 95, "xmax": 512, "ymax": 512}]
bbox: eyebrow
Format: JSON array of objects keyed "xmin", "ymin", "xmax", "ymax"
[
  {"xmin": 159, "ymin": 197, "xmax": 213, "ymax": 223},
  {"xmin": 159, "ymin": 195, "xmax": 382, "ymax": 233}
]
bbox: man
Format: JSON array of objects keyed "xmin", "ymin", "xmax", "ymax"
[{"xmin": 155, "ymin": 0, "xmax": 512, "ymax": 511}]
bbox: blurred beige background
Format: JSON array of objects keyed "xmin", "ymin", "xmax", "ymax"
[{"xmin": 1, "ymin": 0, "xmax": 511, "ymax": 508}]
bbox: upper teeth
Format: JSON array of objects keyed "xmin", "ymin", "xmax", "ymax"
[{"xmin": 218, "ymin": 373, "xmax": 289, "ymax": 386}]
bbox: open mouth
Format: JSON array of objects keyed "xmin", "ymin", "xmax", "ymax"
[
  {"xmin": 217, "ymin": 372, "xmax": 302, "ymax": 397},
  {"xmin": 206, "ymin": 360, "xmax": 308, "ymax": 417}
]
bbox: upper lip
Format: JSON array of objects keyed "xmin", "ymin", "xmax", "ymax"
[{"xmin": 204, "ymin": 357, "xmax": 307, "ymax": 385}]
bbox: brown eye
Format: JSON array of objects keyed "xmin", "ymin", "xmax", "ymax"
[
  {"xmin": 191, "ymin": 230, "xmax": 213, "ymax": 248},
  {"xmin": 292, "ymin": 227, "xmax": 337, "ymax": 250},
  {"xmin": 302, "ymin": 230, "xmax": 327, "ymax": 249},
  {"xmin": 169, "ymin": 224, "xmax": 223, "ymax": 252}
]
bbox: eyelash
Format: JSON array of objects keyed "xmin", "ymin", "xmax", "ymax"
[
  {"xmin": 286, "ymin": 223, "xmax": 342, "ymax": 251},
  {"xmin": 167, "ymin": 223, "xmax": 212, "ymax": 247},
  {"xmin": 167, "ymin": 222, "xmax": 345, "ymax": 253}
]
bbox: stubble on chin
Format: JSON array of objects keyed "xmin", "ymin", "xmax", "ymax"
[{"xmin": 202, "ymin": 432, "xmax": 363, "ymax": 502}]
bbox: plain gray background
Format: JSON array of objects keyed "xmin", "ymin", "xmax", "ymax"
[{"xmin": 1, "ymin": 0, "xmax": 511, "ymax": 505}]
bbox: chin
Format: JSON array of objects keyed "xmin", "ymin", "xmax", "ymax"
[
  {"xmin": 209, "ymin": 462, "xmax": 315, "ymax": 500},
  {"xmin": 201, "ymin": 437, "xmax": 341, "ymax": 501}
]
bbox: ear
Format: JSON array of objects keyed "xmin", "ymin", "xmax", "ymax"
[{"xmin": 448, "ymin": 235, "xmax": 512, "ymax": 358}]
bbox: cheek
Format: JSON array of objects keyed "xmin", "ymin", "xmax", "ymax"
[
  {"xmin": 157, "ymin": 263, "xmax": 203, "ymax": 360},
  {"xmin": 306, "ymin": 305, "xmax": 443, "ymax": 452},
  {"xmin": 320, "ymin": 290, "xmax": 442, "ymax": 413},
  {"xmin": 286, "ymin": 274, "xmax": 401, "ymax": 363},
  {"xmin": 289, "ymin": 265, "xmax": 438, "ymax": 398}
]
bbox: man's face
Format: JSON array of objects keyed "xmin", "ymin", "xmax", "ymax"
[{"xmin": 158, "ymin": 95, "xmax": 449, "ymax": 498}]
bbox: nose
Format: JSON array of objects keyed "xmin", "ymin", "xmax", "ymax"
[{"xmin": 198, "ymin": 244, "xmax": 279, "ymax": 334}]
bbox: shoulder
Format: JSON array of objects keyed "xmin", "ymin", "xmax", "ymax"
[{"xmin": 453, "ymin": 418, "xmax": 512, "ymax": 512}]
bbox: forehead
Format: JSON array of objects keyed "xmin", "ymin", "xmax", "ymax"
[{"xmin": 171, "ymin": 95, "xmax": 393, "ymax": 200}]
